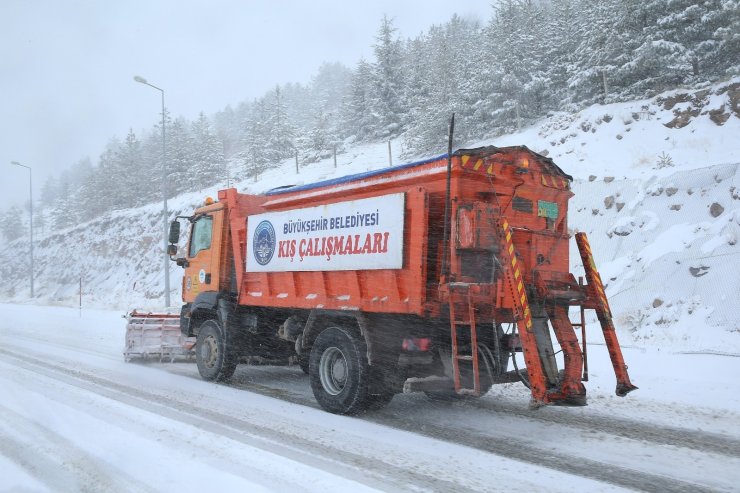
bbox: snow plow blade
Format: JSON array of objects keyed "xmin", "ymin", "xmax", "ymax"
[{"xmin": 124, "ymin": 310, "xmax": 195, "ymax": 362}]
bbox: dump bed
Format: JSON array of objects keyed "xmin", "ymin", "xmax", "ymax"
[{"xmin": 222, "ymin": 146, "xmax": 573, "ymax": 318}]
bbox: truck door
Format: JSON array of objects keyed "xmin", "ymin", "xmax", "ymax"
[{"xmin": 183, "ymin": 209, "xmax": 224, "ymax": 303}]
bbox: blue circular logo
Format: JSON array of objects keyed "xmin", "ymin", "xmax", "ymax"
[{"xmin": 253, "ymin": 220, "xmax": 276, "ymax": 266}]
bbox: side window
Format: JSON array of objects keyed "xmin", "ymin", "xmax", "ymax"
[{"xmin": 189, "ymin": 216, "xmax": 213, "ymax": 257}]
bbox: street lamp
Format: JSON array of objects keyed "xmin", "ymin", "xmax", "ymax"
[
  {"xmin": 134, "ymin": 75, "xmax": 171, "ymax": 307},
  {"xmin": 10, "ymin": 161, "xmax": 33, "ymax": 298}
]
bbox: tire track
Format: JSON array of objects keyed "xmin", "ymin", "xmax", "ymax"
[
  {"xmin": 0, "ymin": 361, "xmax": 319, "ymax": 493},
  {"xmin": 370, "ymin": 413, "xmax": 725, "ymax": 493},
  {"xmin": 462, "ymin": 398, "xmax": 740, "ymax": 458},
  {"xmin": 0, "ymin": 405, "xmax": 155, "ymax": 493},
  {"xmin": 197, "ymin": 364, "xmax": 740, "ymax": 459},
  {"xmin": 0, "ymin": 348, "xmax": 482, "ymax": 493},
  {"xmin": 4, "ymin": 330, "xmax": 122, "ymax": 363},
  {"xmin": 191, "ymin": 367, "xmax": 737, "ymax": 493},
  {"xmin": 5, "ymin": 347, "xmax": 734, "ymax": 492}
]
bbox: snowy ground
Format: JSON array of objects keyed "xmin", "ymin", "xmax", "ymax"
[{"xmin": 1, "ymin": 303, "xmax": 739, "ymax": 492}]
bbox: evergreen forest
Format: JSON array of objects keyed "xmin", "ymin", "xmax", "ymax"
[{"xmin": 4, "ymin": 0, "xmax": 737, "ymax": 239}]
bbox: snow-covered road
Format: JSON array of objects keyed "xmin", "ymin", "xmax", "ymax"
[{"xmin": 1, "ymin": 303, "xmax": 738, "ymax": 492}]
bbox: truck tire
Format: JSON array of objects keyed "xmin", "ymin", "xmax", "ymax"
[
  {"xmin": 309, "ymin": 326, "xmax": 371, "ymax": 415},
  {"xmin": 196, "ymin": 320, "xmax": 238, "ymax": 382}
]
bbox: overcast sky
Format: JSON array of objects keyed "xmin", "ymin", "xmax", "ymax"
[{"xmin": 1, "ymin": 0, "xmax": 493, "ymax": 211}]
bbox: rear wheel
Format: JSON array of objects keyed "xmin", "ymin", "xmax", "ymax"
[
  {"xmin": 309, "ymin": 326, "xmax": 371, "ymax": 415},
  {"xmin": 196, "ymin": 320, "xmax": 238, "ymax": 382}
]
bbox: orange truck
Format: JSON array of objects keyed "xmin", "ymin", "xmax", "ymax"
[{"xmin": 125, "ymin": 145, "xmax": 636, "ymax": 414}]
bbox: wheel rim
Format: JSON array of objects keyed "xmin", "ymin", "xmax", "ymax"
[
  {"xmin": 319, "ymin": 346, "xmax": 348, "ymax": 395},
  {"xmin": 201, "ymin": 334, "xmax": 219, "ymax": 369}
]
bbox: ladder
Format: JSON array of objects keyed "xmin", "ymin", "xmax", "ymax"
[
  {"xmin": 494, "ymin": 218, "xmax": 550, "ymax": 405},
  {"xmin": 448, "ymin": 282, "xmax": 481, "ymax": 395}
]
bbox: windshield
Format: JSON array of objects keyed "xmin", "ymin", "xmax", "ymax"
[{"xmin": 188, "ymin": 215, "xmax": 213, "ymax": 257}]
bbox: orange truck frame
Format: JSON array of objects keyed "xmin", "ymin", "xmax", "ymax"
[{"xmin": 160, "ymin": 145, "xmax": 636, "ymax": 414}]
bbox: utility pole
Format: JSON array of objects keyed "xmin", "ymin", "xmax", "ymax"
[{"xmin": 134, "ymin": 75, "xmax": 170, "ymax": 307}]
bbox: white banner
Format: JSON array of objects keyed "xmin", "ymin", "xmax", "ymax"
[{"xmin": 246, "ymin": 193, "xmax": 405, "ymax": 272}]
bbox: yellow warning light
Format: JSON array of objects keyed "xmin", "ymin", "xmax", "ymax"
[{"xmin": 204, "ymin": 197, "xmax": 215, "ymax": 205}]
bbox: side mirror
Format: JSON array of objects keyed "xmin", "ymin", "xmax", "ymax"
[
  {"xmin": 167, "ymin": 244, "xmax": 178, "ymax": 257},
  {"xmin": 168, "ymin": 220, "xmax": 181, "ymax": 244}
]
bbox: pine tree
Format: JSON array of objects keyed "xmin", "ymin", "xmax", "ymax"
[
  {"xmin": 115, "ymin": 130, "xmax": 145, "ymax": 207},
  {"xmin": 310, "ymin": 62, "xmax": 352, "ymax": 115},
  {"xmin": 77, "ymin": 168, "xmax": 104, "ymax": 223},
  {"xmin": 40, "ymin": 176, "xmax": 60, "ymax": 209},
  {"xmin": 341, "ymin": 58, "xmax": 376, "ymax": 141},
  {"xmin": 213, "ymin": 105, "xmax": 240, "ymax": 159},
  {"xmin": 282, "ymin": 82, "xmax": 315, "ymax": 134},
  {"xmin": 138, "ymin": 131, "xmax": 165, "ymax": 204},
  {"xmin": 645, "ymin": 0, "xmax": 740, "ymax": 80},
  {"xmin": 241, "ymin": 99, "xmax": 271, "ymax": 177},
  {"xmin": 569, "ymin": 0, "xmax": 626, "ymax": 103},
  {"xmin": 94, "ymin": 138, "xmax": 123, "ymax": 212},
  {"xmin": 191, "ymin": 112, "xmax": 225, "ymax": 190},
  {"xmin": 302, "ymin": 109, "xmax": 340, "ymax": 163},
  {"xmin": 403, "ymin": 16, "xmax": 484, "ymax": 156},
  {"xmin": 544, "ymin": 0, "xmax": 582, "ymax": 108},
  {"xmin": 370, "ymin": 15, "xmax": 406, "ymax": 138},
  {"xmin": 714, "ymin": 0, "xmax": 740, "ymax": 76},
  {"xmin": 265, "ymin": 85, "xmax": 296, "ymax": 163},
  {"xmin": 485, "ymin": 1, "xmax": 552, "ymax": 123},
  {"xmin": 307, "ymin": 62, "xmax": 351, "ymax": 147},
  {"xmin": 165, "ymin": 117, "xmax": 194, "ymax": 196},
  {"xmin": 0, "ymin": 206, "xmax": 24, "ymax": 241},
  {"xmin": 50, "ymin": 173, "xmax": 77, "ymax": 229}
]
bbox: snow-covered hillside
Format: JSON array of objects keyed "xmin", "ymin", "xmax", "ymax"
[{"xmin": 1, "ymin": 79, "xmax": 737, "ymax": 350}]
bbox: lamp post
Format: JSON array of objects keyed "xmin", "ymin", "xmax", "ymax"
[
  {"xmin": 134, "ymin": 75, "xmax": 170, "ymax": 307},
  {"xmin": 10, "ymin": 161, "xmax": 33, "ymax": 298}
]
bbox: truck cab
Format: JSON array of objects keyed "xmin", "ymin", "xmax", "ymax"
[{"xmin": 179, "ymin": 200, "xmax": 229, "ymax": 304}]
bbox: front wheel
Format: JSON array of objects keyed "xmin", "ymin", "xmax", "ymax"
[
  {"xmin": 196, "ymin": 320, "xmax": 238, "ymax": 382},
  {"xmin": 309, "ymin": 326, "xmax": 371, "ymax": 415}
]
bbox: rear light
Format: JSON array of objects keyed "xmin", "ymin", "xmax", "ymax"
[{"xmin": 402, "ymin": 337, "xmax": 431, "ymax": 352}]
